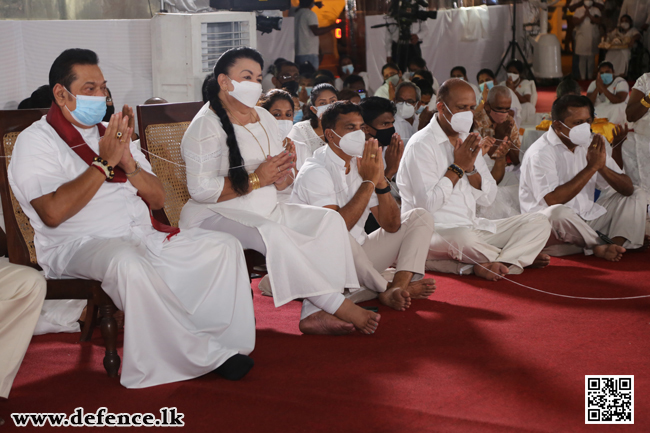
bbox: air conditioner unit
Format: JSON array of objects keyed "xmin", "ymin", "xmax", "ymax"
[{"xmin": 151, "ymin": 12, "xmax": 257, "ymax": 103}]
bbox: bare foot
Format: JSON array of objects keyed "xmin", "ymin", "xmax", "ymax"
[
  {"xmin": 299, "ymin": 311, "xmax": 354, "ymax": 335},
  {"xmin": 405, "ymin": 278, "xmax": 436, "ymax": 299},
  {"xmin": 378, "ymin": 287, "xmax": 411, "ymax": 311},
  {"xmin": 473, "ymin": 262, "xmax": 509, "ymax": 281},
  {"xmin": 593, "ymin": 244, "xmax": 626, "ymax": 261},
  {"xmin": 530, "ymin": 253, "xmax": 551, "ymax": 269},
  {"xmin": 335, "ymin": 299, "xmax": 381, "ymax": 334}
]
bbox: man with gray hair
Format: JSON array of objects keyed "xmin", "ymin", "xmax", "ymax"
[
  {"xmin": 474, "ymin": 85, "xmax": 522, "ymax": 219},
  {"xmin": 397, "ymin": 79, "xmax": 552, "ymax": 281},
  {"xmin": 394, "ymin": 81, "xmax": 422, "ymax": 144}
]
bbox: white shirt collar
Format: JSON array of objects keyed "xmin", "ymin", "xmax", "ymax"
[{"xmin": 325, "ymin": 144, "xmax": 350, "ymax": 171}]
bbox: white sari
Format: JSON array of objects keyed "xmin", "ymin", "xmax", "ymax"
[{"xmin": 179, "ymin": 104, "xmax": 360, "ymax": 307}]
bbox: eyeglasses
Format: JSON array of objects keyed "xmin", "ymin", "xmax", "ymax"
[
  {"xmin": 356, "ymin": 89, "xmax": 367, "ymax": 94},
  {"xmin": 397, "ymin": 99, "xmax": 417, "ymax": 105}
]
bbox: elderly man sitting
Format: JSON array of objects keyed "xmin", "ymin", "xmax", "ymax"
[
  {"xmin": 519, "ymin": 95, "xmax": 647, "ymax": 261},
  {"xmin": 397, "ymin": 79, "xmax": 552, "ymax": 281},
  {"xmin": 393, "ymin": 81, "xmax": 422, "ymax": 144},
  {"xmin": 8, "ymin": 48, "xmax": 256, "ymax": 388},
  {"xmin": 291, "ymin": 101, "xmax": 436, "ymax": 311},
  {"xmin": 474, "ymin": 86, "xmax": 522, "ymax": 219}
]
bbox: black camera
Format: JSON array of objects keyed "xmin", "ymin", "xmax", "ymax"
[
  {"xmin": 256, "ymin": 16, "xmax": 283, "ymax": 34},
  {"xmin": 389, "ymin": 0, "xmax": 437, "ymax": 27}
]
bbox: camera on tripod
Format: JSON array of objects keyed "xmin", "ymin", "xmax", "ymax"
[
  {"xmin": 388, "ymin": 0, "xmax": 437, "ymax": 29},
  {"xmin": 256, "ymin": 15, "xmax": 283, "ymax": 34}
]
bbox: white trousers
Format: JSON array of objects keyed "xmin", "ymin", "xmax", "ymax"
[
  {"xmin": 350, "ymin": 208, "xmax": 434, "ymax": 293},
  {"xmin": 198, "ymin": 215, "xmax": 345, "ymax": 320},
  {"xmin": 0, "ymin": 259, "xmax": 46, "ymax": 398},
  {"xmin": 541, "ymin": 190, "xmax": 647, "ymax": 256},
  {"xmin": 427, "ymin": 213, "xmax": 552, "ymax": 273},
  {"xmin": 62, "ymin": 228, "xmax": 256, "ymax": 389}
]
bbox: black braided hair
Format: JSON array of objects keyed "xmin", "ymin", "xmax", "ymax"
[{"xmin": 208, "ymin": 47, "xmax": 264, "ymax": 196}]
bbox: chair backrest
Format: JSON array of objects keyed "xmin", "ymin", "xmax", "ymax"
[
  {"xmin": 137, "ymin": 102, "xmax": 204, "ymax": 227},
  {"xmin": 0, "ymin": 109, "xmax": 49, "ymax": 268}
]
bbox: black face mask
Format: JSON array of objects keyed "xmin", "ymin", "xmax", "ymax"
[
  {"xmin": 282, "ymin": 80, "xmax": 299, "ymax": 95},
  {"xmin": 373, "ymin": 126, "xmax": 395, "ymax": 147},
  {"xmin": 102, "ymin": 104, "xmax": 115, "ymax": 123}
]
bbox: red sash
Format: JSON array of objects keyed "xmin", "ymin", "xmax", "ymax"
[{"xmin": 46, "ymin": 103, "xmax": 180, "ymax": 239}]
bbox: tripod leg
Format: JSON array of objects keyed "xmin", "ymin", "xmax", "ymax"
[
  {"xmin": 514, "ymin": 42, "xmax": 536, "ymax": 81},
  {"xmin": 496, "ymin": 42, "xmax": 514, "ymax": 76}
]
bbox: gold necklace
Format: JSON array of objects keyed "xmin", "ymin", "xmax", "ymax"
[{"xmin": 225, "ymin": 106, "xmax": 271, "ymax": 158}]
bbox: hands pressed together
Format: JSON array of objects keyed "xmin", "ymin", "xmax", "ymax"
[
  {"xmin": 586, "ymin": 134, "xmax": 607, "ymax": 172},
  {"xmin": 98, "ymin": 110, "xmax": 134, "ymax": 169},
  {"xmin": 453, "ymin": 133, "xmax": 482, "ymax": 172},
  {"xmin": 255, "ymin": 150, "xmax": 295, "ymax": 188},
  {"xmin": 357, "ymin": 138, "xmax": 385, "ymax": 187}
]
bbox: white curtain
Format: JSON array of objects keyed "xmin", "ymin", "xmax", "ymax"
[
  {"xmin": 0, "ymin": 18, "xmax": 291, "ymax": 110},
  {"xmin": 365, "ymin": 5, "xmax": 515, "ymax": 92}
]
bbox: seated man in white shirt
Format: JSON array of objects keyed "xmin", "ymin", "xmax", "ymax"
[
  {"xmin": 520, "ymin": 95, "xmax": 646, "ymax": 260},
  {"xmin": 392, "ymin": 82, "xmax": 421, "ymax": 145},
  {"xmin": 291, "ymin": 101, "xmax": 436, "ymax": 311},
  {"xmin": 8, "ymin": 48, "xmax": 256, "ymax": 388},
  {"xmin": 397, "ymin": 79, "xmax": 552, "ymax": 281},
  {"xmin": 586, "ymin": 61, "xmax": 630, "ymax": 125}
]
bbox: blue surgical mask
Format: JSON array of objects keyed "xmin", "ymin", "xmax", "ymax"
[
  {"xmin": 65, "ymin": 88, "xmax": 107, "ymax": 126},
  {"xmin": 416, "ymin": 105, "xmax": 425, "ymax": 115},
  {"xmin": 600, "ymin": 73, "xmax": 613, "ymax": 86},
  {"xmin": 305, "ymin": 86, "xmax": 313, "ymax": 96},
  {"xmin": 479, "ymin": 80, "xmax": 495, "ymax": 92},
  {"xmin": 386, "ymin": 74, "xmax": 400, "ymax": 87},
  {"xmin": 342, "ymin": 65, "xmax": 354, "ymax": 75},
  {"xmin": 293, "ymin": 109, "xmax": 304, "ymax": 124},
  {"xmin": 360, "ymin": 92, "xmax": 367, "ymax": 99}
]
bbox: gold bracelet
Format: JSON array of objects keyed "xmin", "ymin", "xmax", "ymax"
[
  {"xmin": 248, "ymin": 172, "xmax": 260, "ymax": 191},
  {"xmin": 641, "ymin": 95, "xmax": 650, "ymax": 108}
]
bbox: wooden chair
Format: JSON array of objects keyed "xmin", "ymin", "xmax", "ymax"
[
  {"xmin": 136, "ymin": 102, "xmax": 267, "ymax": 279},
  {"xmin": 0, "ymin": 109, "xmax": 120, "ymax": 377}
]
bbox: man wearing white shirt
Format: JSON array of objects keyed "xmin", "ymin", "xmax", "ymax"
[
  {"xmin": 8, "ymin": 49, "xmax": 256, "ymax": 388},
  {"xmin": 291, "ymin": 101, "xmax": 436, "ymax": 310},
  {"xmin": 393, "ymin": 82, "xmax": 421, "ymax": 145},
  {"xmin": 520, "ymin": 95, "xmax": 646, "ymax": 261},
  {"xmin": 397, "ymin": 79, "xmax": 552, "ymax": 281}
]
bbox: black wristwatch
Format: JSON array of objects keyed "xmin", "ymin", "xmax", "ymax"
[{"xmin": 375, "ymin": 183, "xmax": 392, "ymax": 195}]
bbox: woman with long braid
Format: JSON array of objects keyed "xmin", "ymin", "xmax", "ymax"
[{"xmin": 180, "ymin": 47, "xmax": 380, "ymax": 335}]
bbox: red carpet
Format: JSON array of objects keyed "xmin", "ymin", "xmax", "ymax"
[{"xmin": 2, "ymin": 252, "xmax": 649, "ymax": 432}]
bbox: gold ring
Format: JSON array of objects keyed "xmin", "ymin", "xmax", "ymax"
[
  {"xmin": 116, "ymin": 132, "xmax": 123, "ymax": 139},
  {"xmin": 370, "ymin": 154, "xmax": 376, "ymax": 158}
]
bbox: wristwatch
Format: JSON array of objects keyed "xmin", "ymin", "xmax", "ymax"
[
  {"xmin": 375, "ymin": 182, "xmax": 392, "ymax": 195},
  {"xmin": 466, "ymin": 166, "xmax": 478, "ymax": 176}
]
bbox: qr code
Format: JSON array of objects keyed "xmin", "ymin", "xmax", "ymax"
[{"xmin": 585, "ymin": 375, "xmax": 634, "ymax": 424}]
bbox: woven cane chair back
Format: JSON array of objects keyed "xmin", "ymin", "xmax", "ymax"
[
  {"xmin": 2, "ymin": 132, "xmax": 38, "ymax": 265},
  {"xmin": 143, "ymin": 122, "xmax": 191, "ymax": 227}
]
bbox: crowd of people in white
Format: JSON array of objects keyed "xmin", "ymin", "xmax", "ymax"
[{"xmin": 1, "ymin": 8, "xmax": 649, "ymax": 406}]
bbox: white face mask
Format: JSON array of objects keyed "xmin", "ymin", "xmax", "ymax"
[
  {"xmin": 386, "ymin": 74, "xmax": 400, "ymax": 87},
  {"xmin": 443, "ymin": 102, "xmax": 474, "ymax": 134},
  {"xmin": 331, "ymin": 129, "xmax": 366, "ymax": 157},
  {"xmin": 396, "ymin": 102, "xmax": 415, "ymax": 119},
  {"xmin": 277, "ymin": 119, "xmax": 294, "ymax": 140},
  {"xmin": 559, "ymin": 121, "xmax": 592, "ymax": 147},
  {"xmin": 313, "ymin": 103, "xmax": 332, "ymax": 119},
  {"xmin": 620, "ymin": 22, "xmax": 631, "ymax": 30},
  {"xmin": 507, "ymin": 73, "xmax": 520, "ymax": 82},
  {"xmin": 228, "ymin": 77, "xmax": 262, "ymax": 108}
]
